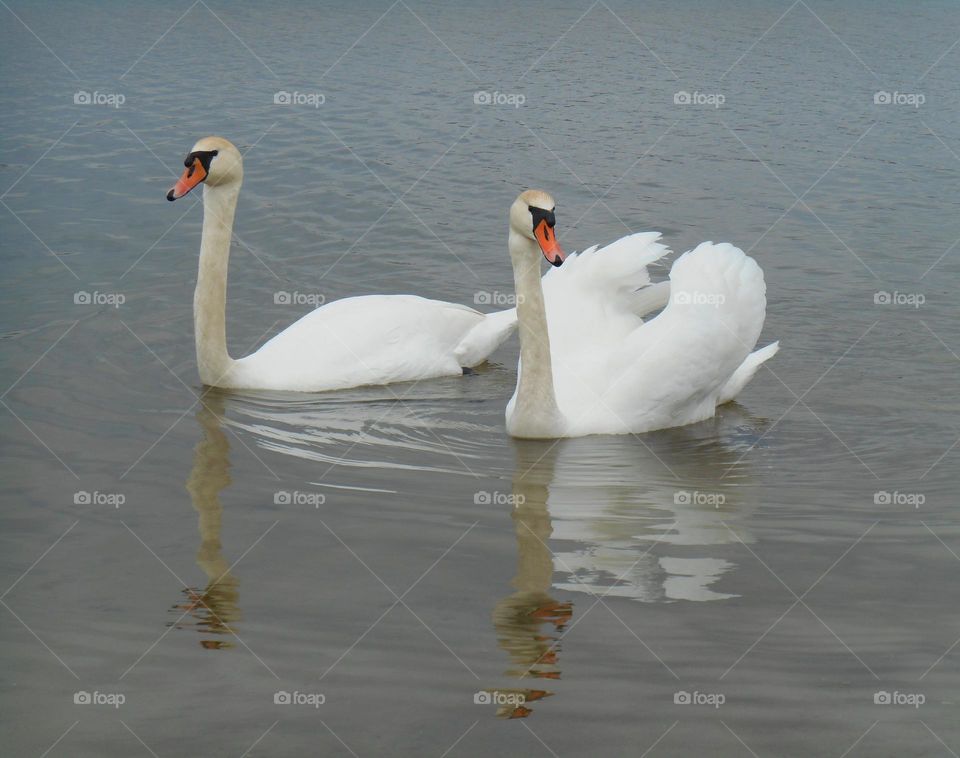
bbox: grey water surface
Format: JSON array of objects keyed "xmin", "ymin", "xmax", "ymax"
[{"xmin": 2, "ymin": 1, "xmax": 959, "ymax": 756}]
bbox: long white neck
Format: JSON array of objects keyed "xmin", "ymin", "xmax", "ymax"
[
  {"xmin": 508, "ymin": 229, "xmax": 563, "ymax": 437},
  {"xmin": 194, "ymin": 184, "xmax": 239, "ymax": 386}
]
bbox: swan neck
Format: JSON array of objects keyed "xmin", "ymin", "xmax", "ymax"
[
  {"xmin": 510, "ymin": 230, "xmax": 561, "ymax": 436},
  {"xmin": 195, "ymin": 184, "xmax": 239, "ymax": 385},
  {"xmin": 186, "ymin": 399, "xmax": 233, "ymax": 583},
  {"xmin": 510, "ymin": 448, "xmax": 554, "ymax": 592}
]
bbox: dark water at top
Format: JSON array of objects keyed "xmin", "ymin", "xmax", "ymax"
[{"xmin": 2, "ymin": 1, "xmax": 959, "ymax": 756}]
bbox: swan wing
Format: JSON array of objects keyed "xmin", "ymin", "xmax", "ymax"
[
  {"xmin": 456, "ymin": 234, "xmax": 669, "ymax": 369},
  {"xmin": 554, "ymin": 242, "xmax": 774, "ymax": 435},
  {"xmin": 457, "ymin": 234, "xmax": 671, "ymax": 374},
  {"xmin": 540, "ymin": 232, "xmax": 672, "ymax": 353},
  {"xmin": 543, "ymin": 231, "xmax": 669, "ymax": 309}
]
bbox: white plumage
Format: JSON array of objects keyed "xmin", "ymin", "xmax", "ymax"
[
  {"xmin": 231, "ymin": 295, "xmax": 508, "ymax": 392},
  {"xmin": 171, "ymin": 136, "xmax": 516, "ymax": 392},
  {"xmin": 505, "ymin": 192, "xmax": 779, "ymax": 438}
]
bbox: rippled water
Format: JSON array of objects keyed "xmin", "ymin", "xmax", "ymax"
[{"xmin": 2, "ymin": 1, "xmax": 959, "ymax": 756}]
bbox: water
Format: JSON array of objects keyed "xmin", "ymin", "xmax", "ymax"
[{"xmin": 2, "ymin": 1, "xmax": 959, "ymax": 755}]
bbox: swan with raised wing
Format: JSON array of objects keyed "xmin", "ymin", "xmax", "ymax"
[
  {"xmin": 504, "ymin": 190, "xmax": 779, "ymax": 438},
  {"xmin": 166, "ymin": 136, "xmax": 516, "ymax": 392}
]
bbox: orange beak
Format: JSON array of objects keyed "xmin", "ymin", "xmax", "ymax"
[
  {"xmin": 534, "ymin": 219, "xmax": 565, "ymax": 267},
  {"xmin": 166, "ymin": 159, "xmax": 207, "ymax": 201}
]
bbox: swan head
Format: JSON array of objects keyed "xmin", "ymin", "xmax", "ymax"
[
  {"xmin": 167, "ymin": 136, "xmax": 243, "ymax": 201},
  {"xmin": 510, "ymin": 190, "xmax": 566, "ymax": 266}
]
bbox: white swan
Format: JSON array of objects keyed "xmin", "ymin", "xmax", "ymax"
[
  {"xmin": 505, "ymin": 190, "xmax": 780, "ymax": 438},
  {"xmin": 166, "ymin": 136, "xmax": 517, "ymax": 392}
]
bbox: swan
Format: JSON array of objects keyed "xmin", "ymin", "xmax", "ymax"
[
  {"xmin": 504, "ymin": 190, "xmax": 780, "ymax": 438},
  {"xmin": 166, "ymin": 136, "xmax": 517, "ymax": 392}
]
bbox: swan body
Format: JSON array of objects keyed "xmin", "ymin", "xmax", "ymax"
[
  {"xmin": 168, "ymin": 136, "xmax": 515, "ymax": 392},
  {"xmin": 505, "ymin": 190, "xmax": 779, "ymax": 438},
  {"xmin": 229, "ymin": 295, "xmax": 508, "ymax": 392}
]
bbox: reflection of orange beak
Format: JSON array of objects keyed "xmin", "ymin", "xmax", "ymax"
[
  {"xmin": 166, "ymin": 159, "xmax": 207, "ymax": 201},
  {"xmin": 534, "ymin": 219, "xmax": 565, "ymax": 267}
]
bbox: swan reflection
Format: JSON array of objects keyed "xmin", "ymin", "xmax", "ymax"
[
  {"xmin": 527, "ymin": 421, "xmax": 757, "ymax": 604},
  {"xmin": 170, "ymin": 391, "xmax": 241, "ymax": 648},
  {"xmin": 488, "ymin": 441, "xmax": 570, "ymax": 717},
  {"xmin": 486, "ymin": 413, "xmax": 760, "ymax": 716}
]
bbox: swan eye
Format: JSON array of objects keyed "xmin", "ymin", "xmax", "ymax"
[
  {"xmin": 529, "ymin": 206, "xmax": 556, "ymax": 230},
  {"xmin": 184, "ymin": 149, "xmax": 219, "ymax": 172}
]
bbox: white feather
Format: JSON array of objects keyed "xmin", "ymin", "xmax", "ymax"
[{"xmin": 508, "ymin": 236, "xmax": 778, "ymax": 437}]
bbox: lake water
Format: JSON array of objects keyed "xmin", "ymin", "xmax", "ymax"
[{"xmin": 2, "ymin": 1, "xmax": 959, "ymax": 756}]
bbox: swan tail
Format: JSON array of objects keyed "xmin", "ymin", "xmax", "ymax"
[
  {"xmin": 718, "ymin": 341, "xmax": 780, "ymax": 405},
  {"xmin": 454, "ymin": 308, "xmax": 518, "ymax": 367}
]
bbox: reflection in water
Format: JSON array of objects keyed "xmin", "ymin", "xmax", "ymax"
[
  {"xmin": 489, "ymin": 442, "xmax": 571, "ymax": 718},
  {"xmin": 486, "ymin": 414, "xmax": 760, "ymax": 717},
  {"xmin": 219, "ymin": 387, "xmax": 504, "ymax": 477},
  {"xmin": 170, "ymin": 391, "xmax": 240, "ymax": 648},
  {"xmin": 543, "ymin": 419, "xmax": 758, "ymax": 604}
]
